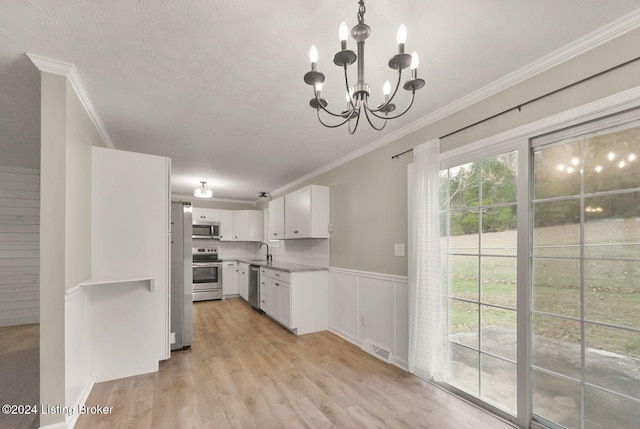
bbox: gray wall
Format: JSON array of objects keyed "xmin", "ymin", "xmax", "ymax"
[
  {"xmin": 0, "ymin": 166, "xmax": 39, "ymax": 326},
  {"xmin": 274, "ymin": 27, "xmax": 640, "ymax": 277},
  {"xmin": 39, "ymin": 72, "xmax": 105, "ymax": 426}
]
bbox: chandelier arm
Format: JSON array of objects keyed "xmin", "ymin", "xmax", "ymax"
[
  {"xmin": 368, "ymin": 68, "xmax": 403, "ymax": 114},
  {"xmin": 313, "ymin": 90, "xmax": 353, "ymax": 118},
  {"xmin": 362, "ymin": 103, "xmax": 388, "ymax": 131},
  {"xmin": 343, "ymin": 65, "xmax": 358, "ymax": 111},
  {"xmin": 347, "ymin": 111, "xmax": 362, "ymax": 134},
  {"xmin": 316, "ymin": 107, "xmax": 357, "ymax": 129},
  {"xmin": 366, "ymin": 89, "xmax": 416, "ymax": 121}
]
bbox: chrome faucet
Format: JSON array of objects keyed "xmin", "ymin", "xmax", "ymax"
[{"xmin": 259, "ymin": 242, "xmax": 272, "ymax": 262}]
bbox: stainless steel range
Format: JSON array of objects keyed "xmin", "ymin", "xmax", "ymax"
[{"xmin": 192, "ymin": 247, "xmax": 222, "ymax": 301}]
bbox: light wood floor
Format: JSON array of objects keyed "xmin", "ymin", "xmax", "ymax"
[
  {"xmin": 75, "ymin": 298, "xmax": 515, "ymax": 429},
  {"xmin": 0, "ymin": 323, "xmax": 39, "ymax": 429}
]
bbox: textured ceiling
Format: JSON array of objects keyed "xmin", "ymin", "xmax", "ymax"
[{"xmin": 2, "ymin": 0, "xmax": 640, "ymax": 201}]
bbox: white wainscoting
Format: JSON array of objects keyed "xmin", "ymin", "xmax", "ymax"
[
  {"xmin": 0, "ymin": 166, "xmax": 40, "ymax": 327},
  {"xmin": 328, "ymin": 267, "xmax": 409, "ymax": 370},
  {"xmin": 64, "ymin": 285, "xmax": 93, "ymax": 429}
]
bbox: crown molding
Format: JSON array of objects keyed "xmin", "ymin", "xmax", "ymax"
[
  {"xmin": 271, "ymin": 8, "xmax": 640, "ymax": 197},
  {"xmin": 26, "ymin": 53, "xmax": 115, "ymax": 149},
  {"xmin": 171, "ymin": 193, "xmax": 257, "ymax": 205}
]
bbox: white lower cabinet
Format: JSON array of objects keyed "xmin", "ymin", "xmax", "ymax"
[
  {"xmin": 222, "ymin": 261, "xmax": 238, "ymax": 297},
  {"xmin": 238, "ymin": 262, "xmax": 249, "ymax": 301},
  {"xmin": 259, "ymin": 267, "xmax": 328, "ymax": 335}
]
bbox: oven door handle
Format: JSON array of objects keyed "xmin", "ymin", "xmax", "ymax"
[{"xmin": 192, "ymin": 262, "xmax": 222, "ymax": 267}]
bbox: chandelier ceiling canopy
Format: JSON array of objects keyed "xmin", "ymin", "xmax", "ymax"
[{"xmin": 304, "ymin": 0, "xmax": 425, "ymax": 134}]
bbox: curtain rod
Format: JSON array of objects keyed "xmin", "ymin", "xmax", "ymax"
[{"xmin": 391, "ymin": 55, "xmax": 640, "ymax": 159}]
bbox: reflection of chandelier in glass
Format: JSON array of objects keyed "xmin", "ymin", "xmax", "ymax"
[
  {"xmin": 558, "ymin": 151, "xmax": 637, "ymax": 174},
  {"xmin": 303, "ymin": 0, "xmax": 425, "ymax": 134}
]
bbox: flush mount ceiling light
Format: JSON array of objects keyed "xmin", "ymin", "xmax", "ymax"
[
  {"xmin": 194, "ymin": 181, "xmax": 213, "ymax": 199},
  {"xmin": 304, "ymin": 0, "xmax": 425, "ymax": 134}
]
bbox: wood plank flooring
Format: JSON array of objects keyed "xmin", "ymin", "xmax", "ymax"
[
  {"xmin": 75, "ymin": 298, "xmax": 515, "ymax": 429},
  {"xmin": 0, "ymin": 323, "xmax": 39, "ymax": 429}
]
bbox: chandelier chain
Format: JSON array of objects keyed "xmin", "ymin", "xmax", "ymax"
[{"xmin": 357, "ymin": 0, "xmax": 366, "ymax": 24}]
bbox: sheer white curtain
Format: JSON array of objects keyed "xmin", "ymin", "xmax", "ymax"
[{"xmin": 408, "ymin": 138, "xmax": 448, "ymax": 382}]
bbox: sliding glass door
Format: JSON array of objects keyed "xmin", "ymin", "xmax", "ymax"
[
  {"xmin": 438, "ymin": 111, "xmax": 640, "ymax": 429},
  {"xmin": 440, "ymin": 150, "xmax": 520, "ymax": 416},
  {"xmin": 531, "ymin": 119, "xmax": 640, "ymax": 429}
]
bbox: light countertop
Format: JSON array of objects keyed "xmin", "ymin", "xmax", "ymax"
[{"xmin": 237, "ymin": 259, "xmax": 328, "ymax": 273}]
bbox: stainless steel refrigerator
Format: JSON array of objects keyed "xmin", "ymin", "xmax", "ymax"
[{"xmin": 170, "ymin": 202, "xmax": 193, "ymax": 350}]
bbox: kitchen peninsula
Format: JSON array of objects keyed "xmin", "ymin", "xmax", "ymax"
[{"xmin": 238, "ymin": 259, "xmax": 328, "ymax": 335}]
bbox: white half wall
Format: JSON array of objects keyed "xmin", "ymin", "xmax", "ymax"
[
  {"xmin": 64, "ymin": 285, "xmax": 93, "ymax": 429},
  {"xmin": 328, "ymin": 267, "xmax": 409, "ymax": 370},
  {"xmin": 90, "ymin": 146, "xmax": 170, "ymax": 382},
  {"xmin": 0, "ymin": 166, "xmax": 39, "ymax": 327}
]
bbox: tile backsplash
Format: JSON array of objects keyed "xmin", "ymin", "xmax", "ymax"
[
  {"xmin": 192, "ymin": 238, "xmax": 329, "ymax": 267},
  {"xmin": 268, "ymin": 238, "xmax": 329, "ymax": 267}
]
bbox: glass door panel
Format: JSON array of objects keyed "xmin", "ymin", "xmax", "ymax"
[
  {"xmin": 531, "ymin": 119, "xmax": 640, "ymax": 429},
  {"xmin": 441, "ymin": 150, "xmax": 519, "ymax": 417}
]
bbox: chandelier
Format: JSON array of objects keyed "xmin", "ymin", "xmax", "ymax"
[{"xmin": 303, "ymin": 0, "xmax": 425, "ymax": 134}]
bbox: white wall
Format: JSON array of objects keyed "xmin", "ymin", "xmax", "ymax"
[
  {"xmin": 38, "ymin": 68, "xmax": 106, "ymax": 428},
  {"xmin": 0, "ymin": 166, "xmax": 39, "ymax": 327},
  {"xmin": 90, "ymin": 146, "xmax": 170, "ymax": 382}
]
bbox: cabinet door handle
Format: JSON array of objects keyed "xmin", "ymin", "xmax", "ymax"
[
  {"xmin": 294, "ymin": 230, "xmax": 299, "ymax": 234},
  {"xmin": 275, "ymin": 283, "xmax": 280, "ymax": 286},
  {"xmin": 273, "ymin": 233, "xmax": 278, "ymax": 236}
]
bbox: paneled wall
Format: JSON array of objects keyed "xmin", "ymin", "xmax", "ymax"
[
  {"xmin": 0, "ymin": 166, "xmax": 39, "ymax": 327},
  {"xmin": 329, "ymin": 267, "xmax": 408, "ymax": 370}
]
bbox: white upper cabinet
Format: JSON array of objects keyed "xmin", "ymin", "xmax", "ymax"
[
  {"xmin": 219, "ymin": 209, "xmax": 233, "ymax": 241},
  {"xmin": 192, "ymin": 207, "xmax": 220, "ymax": 223},
  {"xmin": 268, "ymin": 196, "xmax": 285, "ymax": 240},
  {"xmin": 219, "ymin": 209, "xmax": 263, "ymax": 241},
  {"xmin": 248, "ymin": 210, "xmax": 264, "ymax": 241},
  {"xmin": 232, "ymin": 210, "xmax": 249, "ymax": 241},
  {"xmin": 284, "ymin": 185, "xmax": 329, "ymax": 239}
]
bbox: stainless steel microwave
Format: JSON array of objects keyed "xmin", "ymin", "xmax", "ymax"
[{"xmin": 192, "ymin": 222, "xmax": 220, "ymax": 239}]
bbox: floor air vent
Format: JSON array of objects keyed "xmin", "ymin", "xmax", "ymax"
[{"xmin": 360, "ymin": 339, "xmax": 391, "ymax": 363}]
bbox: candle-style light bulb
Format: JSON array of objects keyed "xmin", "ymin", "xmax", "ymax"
[
  {"xmin": 315, "ymin": 82, "xmax": 323, "ymax": 96},
  {"xmin": 309, "ymin": 45, "xmax": 319, "ymax": 67},
  {"xmin": 410, "ymin": 52, "xmax": 419, "ymax": 69},
  {"xmin": 339, "ymin": 21, "xmax": 349, "ymax": 50},
  {"xmin": 410, "ymin": 52, "xmax": 419, "ymax": 79},
  {"xmin": 383, "ymin": 80, "xmax": 391, "ymax": 102},
  {"xmin": 397, "ymin": 24, "xmax": 407, "ymax": 53}
]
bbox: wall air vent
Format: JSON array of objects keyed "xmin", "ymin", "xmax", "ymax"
[{"xmin": 360, "ymin": 339, "xmax": 391, "ymax": 363}]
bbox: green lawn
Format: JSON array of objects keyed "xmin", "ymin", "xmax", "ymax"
[{"xmin": 446, "ymin": 224, "xmax": 640, "ymax": 359}]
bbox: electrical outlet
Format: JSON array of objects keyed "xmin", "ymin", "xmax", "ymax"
[
  {"xmin": 361, "ymin": 315, "xmax": 367, "ymax": 327},
  {"xmin": 170, "ymin": 332, "xmax": 176, "ymax": 344}
]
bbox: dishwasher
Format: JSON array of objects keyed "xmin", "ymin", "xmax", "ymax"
[{"xmin": 248, "ymin": 265, "xmax": 261, "ymax": 310}]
